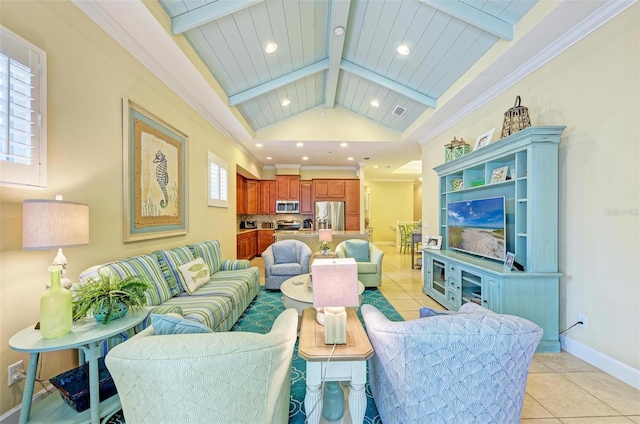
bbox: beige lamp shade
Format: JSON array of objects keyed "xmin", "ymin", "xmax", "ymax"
[
  {"xmin": 312, "ymin": 258, "xmax": 359, "ymax": 308},
  {"xmin": 23, "ymin": 199, "xmax": 90, "ymax": 249},
  {"xmin": 318, "ymin": 229, "xmax": 332, "ymax": 242}
]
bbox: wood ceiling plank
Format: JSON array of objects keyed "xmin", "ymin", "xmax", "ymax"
[
  {"xmin": 419, "ymin": 0, "xmax": 513, "ymax": 40},
  {"xmin": 295, "ymin": 78, "xmax": 309, "ymax": 113},
  {"xmin": 361, "ymin": 0, "xmax": 403, "ymax": 72},
  {"xmin": 196, "ymin": 23, "xmax": 249, "ymax": 94},
  {"xmin": 266, "ymin": 0, "xmax": 294, "ymax": 75},
  {"xmin": 250, "ymin": 1, "xmax": 283, "ymax": 80},
  {"xmin": 264, "ymin": 91, "xmax": 285, "ymax": 122},
  {"xmin": 351, "ymin": 0, "xmax": 384, "ymax": 66},
  {"xmin": 299, "ymin": 0, "xmax": 317, "ymax": 67},
  {"xmin": 282, "ymin": 0, "xmax": 305, "ymax": 70},
  {"xmin": 216, "ymin": 16, "xmax": 261, "ymax": 90},
  {"xmin": 233, "ymin": 7, "xmax": 271, "ymax": 85}
]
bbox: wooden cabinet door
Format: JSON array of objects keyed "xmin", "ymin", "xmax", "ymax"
[
  {"xmin": 247, "ymin": 180, "xmax": 258, "ymax": 214},
  {"xmin": 267, "ymin": 180, "xmax": 277, "ymax": 214},
  {"xmin": 345, "ymin": 180, "xmax": 359, "ymax": 213},
  {"xmin": 329, "ymin": 180, "xmax": 345, "ymax": 198},
  {"xmin": 288, "ymin": 176, "xmax": 300, "ymax": 200},
  {"xmin": 300, "ymin": 180, "xmax": 313, "ymax": 214},
  {"xmin": 313, "ymin": 180, "xmax": 330, "ymax": 198},
  {"xmin": 237, "ymin": 235, "xmax": 247, "ymax": 259},
  {"xmin": 276, "ymin": 175, "xmax": 300, "ymax": 200},
  {"xmin": 236, "ymin": 175, "xmax": 247, "ymax": 214},
  {"xmin": 345, "ymin": 214, "xmax": 360, "ymax": 231},
  {"xmin": 248, "ymin": 232, "xmax": 257, "ymax": 258},
  {"xmin": 258, "ymin": 181, "xmax": 268, "ymax": 214},
  {"xmin": 258, "ymin": 230, "xmax": 275, "ymax": 254}
]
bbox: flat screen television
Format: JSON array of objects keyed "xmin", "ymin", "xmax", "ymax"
[{"xmin": 447, "ymin": 196, "xmax": 506, "ymax": 261}]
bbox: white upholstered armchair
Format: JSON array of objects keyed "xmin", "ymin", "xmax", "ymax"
[
  {"xmin": 105, "ymin": 309, "xmax": 298, "ymax": 424},
  {"xmin": 361, "ymin": 303, "xmax": 542, "ymax": 424}
]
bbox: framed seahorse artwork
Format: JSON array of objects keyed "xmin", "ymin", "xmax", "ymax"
[{"xmin": 123, "ymin": 98, "xmax": 189, "ymax": 242}]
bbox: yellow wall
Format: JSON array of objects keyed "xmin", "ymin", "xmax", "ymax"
[
  {"xmin": 367, "ymin": 181, "xmax": 414, "ymax": 244},
  {"xmin": 0, "ymin": 1, "xmax": 261, "ymax": 414},
  {"xmin": 422, "ymin": 5, "xmax": 639, "ymax": 374}
]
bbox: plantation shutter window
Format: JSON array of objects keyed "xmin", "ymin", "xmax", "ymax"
[
  {"xmin": 0, "ymin": 26, "xmax": 47, "ymax": 188},
  {"xmin": 208, "ymin": 151, "xmax": 228, "ymax": 207}
]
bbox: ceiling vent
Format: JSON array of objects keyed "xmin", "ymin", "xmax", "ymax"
[{"xmin": 391, "ymin": 105, "xmax": 407, "ymax": 117}]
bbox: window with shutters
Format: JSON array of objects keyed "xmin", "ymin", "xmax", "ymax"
[
  {"xmin": 0, "ymin": 26, "xmax": 47, "ymax": 188},
  {"xmin": 208, "ymin": 151, "xmax": 228, "ymax": 207}
]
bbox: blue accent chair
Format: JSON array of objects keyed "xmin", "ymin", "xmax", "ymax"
[
  {"xmin": 262, "ymin": 240, "xmax": 312, "ymax": 290},
  {"xmin": 361, "ymin": 302, "xmax": 542, "ymax": 424}
]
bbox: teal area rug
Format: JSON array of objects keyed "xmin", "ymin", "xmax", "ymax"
[
  {"xmin": 106, "ymin": 286, "xmax": 403, "ymax": 423},
  {"xmin": 230, "ymin": 287, "xmax": 403, "ymax": 424}
]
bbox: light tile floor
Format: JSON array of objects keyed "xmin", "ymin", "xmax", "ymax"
[{"xmin": 251, "ymin": 244, "xmax": 640, "ymax": 423}]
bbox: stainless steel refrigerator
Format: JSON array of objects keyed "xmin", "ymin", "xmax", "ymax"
[{"xmin": 314, "ymin": 201, "xmax": 345, "ymax": 231}]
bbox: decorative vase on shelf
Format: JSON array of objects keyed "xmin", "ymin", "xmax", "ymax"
[{"xmin": 40, "ymin": 265, "xmax": 73, "ymax": 339}]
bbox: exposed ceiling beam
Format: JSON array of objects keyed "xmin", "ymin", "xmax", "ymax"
[
  {"xmin": 419, "ymin": 0, "xmax": 513, "ymax": 41},
  {"xmin": 229, "ymin": 59, "xmax": 330, "ymax": 106},
  {"xmin": 340, "ymin": 60, "xmax": 437, "ymax": 108},
  {"xmin": 324, "ymin": 0, "xmax": 352, "ymax": 108},
  {"xmin": 171, "ymin": 0, "xmax": 264, "ymax": 35}
]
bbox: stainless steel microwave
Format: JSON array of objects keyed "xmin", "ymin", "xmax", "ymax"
[{"xmin": 276, "ymin": 200, "xmax": 299, "ymax": 214}]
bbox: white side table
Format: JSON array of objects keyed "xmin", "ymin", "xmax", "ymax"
[
  {"xmin": 9, "ymin": 309, "xmax": 148, "ymax": 424},
  {"xmin": 298, "ymin": 308, "xmax": 374, "ymax": 424}
]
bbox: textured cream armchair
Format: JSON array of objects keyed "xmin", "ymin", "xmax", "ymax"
[{"xmin": 105, "ymin": 309, "xmax": 298, "ymax": 424}]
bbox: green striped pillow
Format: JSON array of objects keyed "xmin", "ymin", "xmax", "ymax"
[
  {"xmin": 188, "ymin": 240, "xmax": 223, "ymax": 274},
  {"xmin": 154, "ymin": 246, "xmax": 195, "ymax": 295},
  {"xmin": 105, "ymin": 255, "xmax": 172, "ymax": 306}
]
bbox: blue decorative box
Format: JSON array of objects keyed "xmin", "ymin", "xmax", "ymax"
[{"xmin": 49, "ymin": 357, "xmax": 117, "ymax": 412}]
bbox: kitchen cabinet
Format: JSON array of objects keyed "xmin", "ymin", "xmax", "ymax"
[
  {"xmin": 313, "ymin": 179, "xmax": 345, "ymax": 199},
  {"xmin": 237, "ymin": 231, "xmax": 258, "ymax": 260},
  {"xmin": 236, "ymin": 175, "xmax": 247, "ymax": 214},
  {"xmin": 300, "ymin": 180, "xmax": 313, "ymax": 214},
  {"xmin": 345, "ymin": 180, "xmax": 360, "ymax": 230},
  {"xmin": 276, "ymin": 175, "xmax": 300, "ymax": 200},
  {"xmin": 258, "ymin": 230, "xmax": 275, "ymax": 254},
  {"xmin": 247, "ymin": 180, "xmax": 258, "ymax": 214},
  {"xmin": 258, "ymin": 180, "xmax": 276, "ymax": 214}
]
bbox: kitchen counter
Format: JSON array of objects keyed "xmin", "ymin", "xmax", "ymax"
[{"xmin": 274, "ymin": 231, "xmax": 368, "ymax": 252}]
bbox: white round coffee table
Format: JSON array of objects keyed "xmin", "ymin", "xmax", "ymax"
[{"xmin": 280, "ymin": 273, "xmax": 365, "ymax": 316}]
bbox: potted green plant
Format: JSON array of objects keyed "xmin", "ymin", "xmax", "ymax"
[
  {"xmin": 72, "ymin": 269, "xmax": 150, "ymax": 325},
  {"xmin": 320, "ymin": 241, "xmax": 333, "ymax": 255}
]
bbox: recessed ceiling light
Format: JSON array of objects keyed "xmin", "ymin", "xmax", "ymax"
[
  {"xmin": 265, "ymin": 42, "xmax": 278, "ymax": 53},
  {"xmin": 255, "ymin": 143, "xmax": 263, "ymax": 147},
  {"xmin": 296, "ymin": 142, "xmax": 303, "ymax": 147},
  {"xmin": 347, "ymin": 157, "xmax": 354, "ymax": 161},
  {"xmin": 302, "ymin": 156, "xmax": 309, "ymax": 161},
  {"xmin": 373, "ymin": 165, "xmax": 379, "ymax": 168},
  {"xmin": 334, "ymin": 26, "xmax": 345, "ymax": 36},
  {"xmin": 340, "ymin": 143, "xmax": 348, "ymax": 147},
  {"xmin": 281, "ymin": 99, "xmax": 290, "ymax": 106},
  {"xmin": 397, "ymin": 44, "xmax": 411, "ymax": 56},
  {"xmin": 371, "ymin": 100, "xmax": 380, "ymax": 107},
  {"xmin": 266, "ymin": 156, "xmax": 272, "ymax": 160}
]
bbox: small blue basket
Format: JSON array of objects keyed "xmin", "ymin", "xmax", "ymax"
[{"xmin": 49, "ymin": 357, "xmax": 117, "ymax": 412}]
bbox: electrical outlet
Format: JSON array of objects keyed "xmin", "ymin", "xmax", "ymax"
[
  {"xmin": 578, "ymin": 313, "xmax": 588, "ymax": 330},
  {"xmin": 8, "ymin": 360, "xmax": 24, "ymax": 386}
]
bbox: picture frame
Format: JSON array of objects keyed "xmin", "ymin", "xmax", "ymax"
[
  {"xmin": 424, "ymin": 235, "xmax": 442, "ymax": 250},
  {"xmin": 490, "ymin": 165, "xmax": 509, "ymax": 184},
  {"xmin": 504, "ymin": 251, "xmax": 515, "ymax": 270},
  {"xmin": 122, "ymin": 98, "xmax": 189, "ymax": 242},
  {"xmin": 473, "ymin": 128, "xmax": 496, "ymax": 151}
]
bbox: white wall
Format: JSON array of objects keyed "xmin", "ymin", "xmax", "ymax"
[{"xmin": 421, "ymin": 4, "xmax": 639, "ymax": 385}]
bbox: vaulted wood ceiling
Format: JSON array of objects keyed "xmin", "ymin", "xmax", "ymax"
[
  {"xmin": 159, "ymin": 0, "xmax": 535, "ymax": 133},
  {"xmin": 73, "ymin": 0, "xmax": 630, "ymax": 180}
]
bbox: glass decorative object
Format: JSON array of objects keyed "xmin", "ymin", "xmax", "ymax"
[
  {"xmin": 501, "ymin": 95, "xmax": 531, "ymax": 138},
  {"xmin": 444, "ymin": 137, "xmax": 470, "ymax": 162},
  {"xmin": 322, "ymin": 381, "xmax": 344, "ymax": 421},
  {"xmin": 40, "ymin": 265, "xmax": 73, "ymax": 339}
]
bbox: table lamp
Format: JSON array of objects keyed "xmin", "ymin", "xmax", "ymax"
[
  {"xmin": 23, "ymin": 195, "xmax": 90, "ymax": 289},
  {"xmin": 318, "ymin": 229, "xmax": 332, "ymax": 255},
  {"xmin": 312, "ymin": 258, "xmax": 359, "ymax": 344}
]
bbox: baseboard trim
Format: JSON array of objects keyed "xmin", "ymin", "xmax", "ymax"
[
  {"xmin": 0, "ymin": 384, "xmax": 54, "ymax": 423},
  {"xmin": 560, "ymin": 335, "xmax": 640, "ymax": 390}
]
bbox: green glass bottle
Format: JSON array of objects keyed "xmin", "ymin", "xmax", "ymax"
[{"xmin": 40, "ymin": 265, "xmax": 72, "ymax": 339}]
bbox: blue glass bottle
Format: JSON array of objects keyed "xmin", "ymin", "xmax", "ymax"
[{"xmin": 322, "ymin": 381, "xmax": 344, "ymax": 421}]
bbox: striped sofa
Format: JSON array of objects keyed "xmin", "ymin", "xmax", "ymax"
[{"xmin": 75, "ymin": 240, "xmax": 260, "ymax": 335}]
